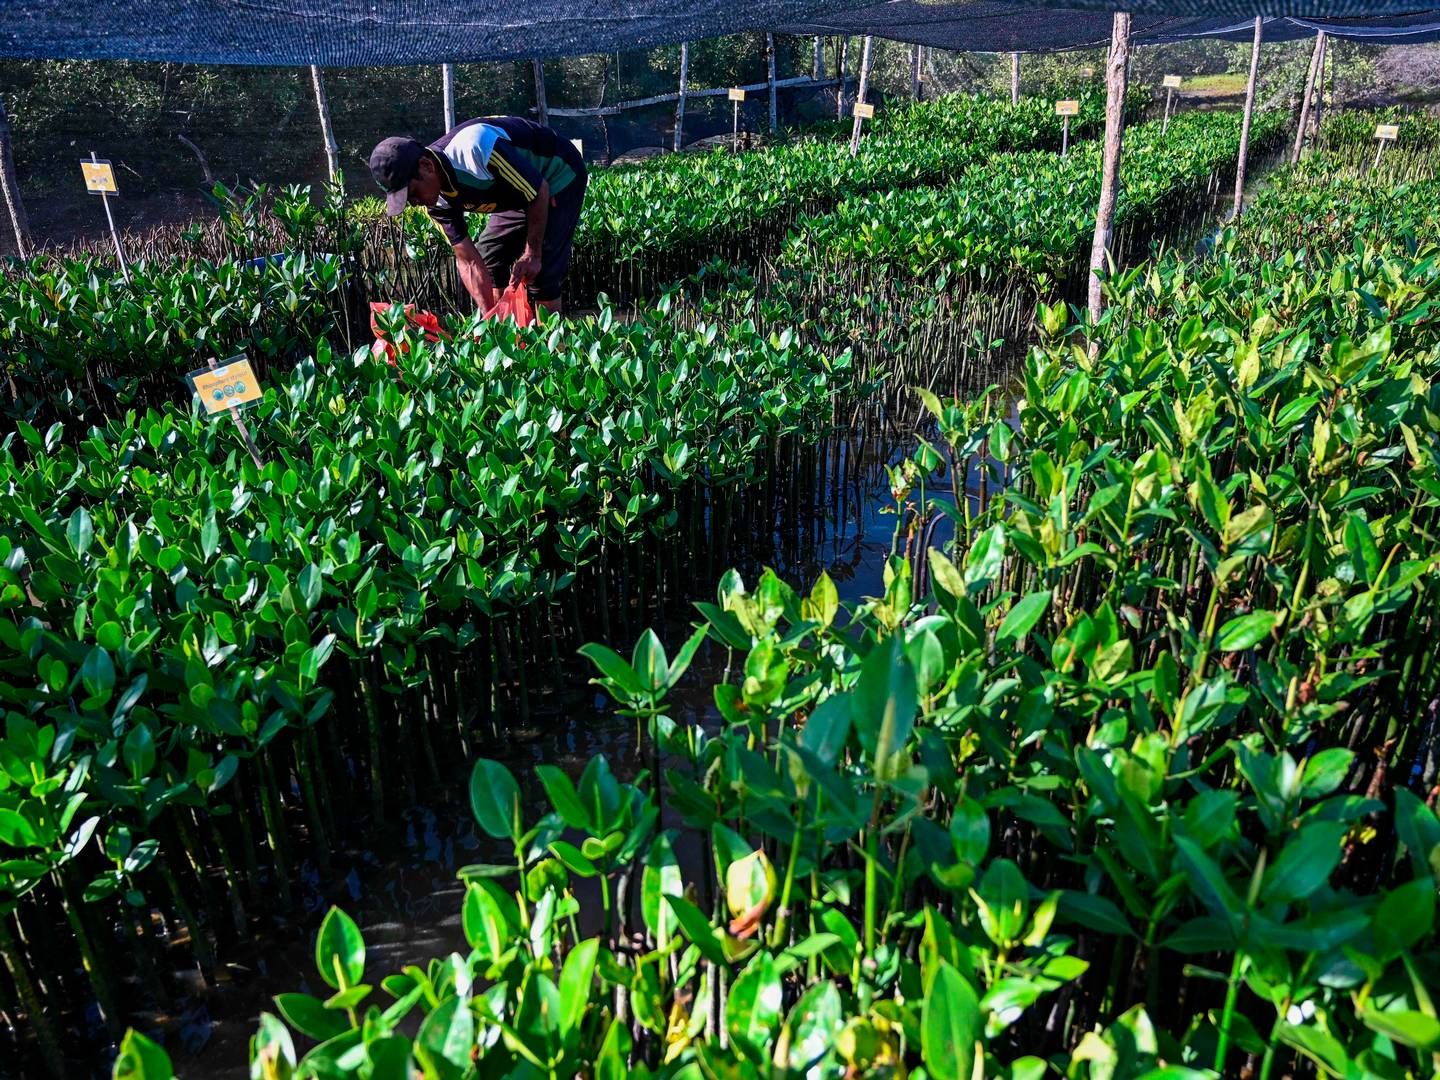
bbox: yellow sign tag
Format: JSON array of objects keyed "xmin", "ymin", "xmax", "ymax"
[
  {"xmin": 81, "ymin": 160, "xmax": 117, "ymax": 195},
  {"xmin": 852, "ymin": 102, "xmax": 875, "ymax": 119},
  {"xmin": 1055, "ymin": 100, "xmax": 1080, "ymax": 117},
  {"xmin": 1163, "ymin": 74, "xmax": 1183, "ymax": 89},
  {"xmin": 189, "ymin": 357, "xmax": 262, "ymax": 415},
  {"xmin": 728, "ymin": 88, "xmax": 746, "ymax": 102},
  {"xmin": 1082, "ymin": 67, "xmax": 1096, "ymax": 79},
  {"xmin": 1375, "ymin": 124, "xmax": 1399, "ymax": 140}
]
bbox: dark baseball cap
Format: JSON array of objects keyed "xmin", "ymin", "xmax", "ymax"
[{"xmin": 369, "ymin": 136, "xmax": 425, "ymax": 216}]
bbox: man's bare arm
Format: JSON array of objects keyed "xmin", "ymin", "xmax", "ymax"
[
  {"xmin": 454, "ymin": 238, "xmax": 497, "ymax": 310},
  {"xmin": 510, "ymin": 179, "xmax": 550, "ymax": 286}
]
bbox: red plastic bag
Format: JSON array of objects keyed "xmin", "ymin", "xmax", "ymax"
[
  {"xmin": 369, "ymin": 302, "xmax": 449, "ymax": 366},
  {"xmin": 483, "ymin": 283, "xmax": 536, "ymax": 329}
]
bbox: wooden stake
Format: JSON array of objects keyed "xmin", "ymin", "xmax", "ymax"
[
  {"xmin": 1292, "ymin": 31, "xmax": 1324, "ymax": 164},
  {"xmin": 92, "ymin": 151, "xmax": 130, "ymax": 284},
  {"xmin": 1163, "ymin": 85, "xmax": 1174, "ymax": 132},
  {"xmin": 836, "ymin": 37, "xmax": 849, "ymax": 121},
  {"xmin": 533, "ymin": 59, "xmax": 549, "ymax": 127},
  {"xmin": 310, "ymin": 66, "xmax": 340, "ymax": 183},
  {"xmin": 849, "ymin": 35, "xmax": 874, "ymax": 156},
  {"xmin": 767, "ymin": 34, "xmax": 778, "ymax": 134},
  {"xmin": 1311, "ymin": 32, "xmax": 1328, "ymax": 141},
  {"xmin": 813, "ymin": 36, "xmax": 823, "ymax": 80},
  {"xmin": 1087, "ymin": 12, "xmax": 1131, "ymax": 325},
  {"xmin": 1233, "ymin": 16, "xmax": 1264, "ymax": 218},
  {"xmin": 1010, "ymin": 52, "xmax": 1021, "ymax": 105},
  {"xmin": 911, "ymin": 44, "xmax": 922, "ymax": 101},
  {"xmin": 674, "ymin": 42, "xmax": 690, "ymax": 152},
  {"xmin": 442, "ymin": 64, "xmax": 456, "ymax": 129},
  {"xmin": 0, "ymin": 96, "xmax": 30, "ymax": 259}
]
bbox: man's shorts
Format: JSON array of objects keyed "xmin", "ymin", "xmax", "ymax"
[{"xmin": 477, "ymin": 170, "xmax": 587, "ymax": 304}]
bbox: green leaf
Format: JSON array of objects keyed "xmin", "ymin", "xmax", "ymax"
[
  {"xmin": 535, "ymin": 764, "xmax": 591, "ymax": 831},
  {"xmin": 315, "ymin": 906, "xmax": 365, "ymax": 990},
  {"xmin": 666, "ymin": 894, "xmax": 727, "ymax": 966},
  {"xmin": 851, "ymin": 636, "xmax": 918, "ymax": 767},
  {"xmin": 415, "ymin": 995, "xmax": 475, "ymax": 1079},
  {"xmin": 1277, "ymin": 1020, "xmax": 1348, "ymax": 1076},
  {"xmin": 469, "ymin": 758, "xmax": 520, "ymax": 842},
  {"xmin": 1360, "ymin": 1008, "xmax": 1440, "ymax": 1050},
  {"xmin": 462, "ymin": 882, "xmax": 511, "ymax": 959},
  {"xmin": 726, "ymin": 952, "xmax": 783, "ymax": 1060},
  {"xmin": 113, "ymin": 1029, "xmax": 174, "ymax": 1080},
  {"xmin": 1261, "ymin": 822, "xmax": 1346, "ymax": 904},
  {"xmin": 549, "ymin": 839, "xmax": 599, "ymax": 878},
  {"xmin": 1216, "ymin": 610, "xmax": 1281, "ymax": 652},
  {"xmin": 962, "ymin": 524, "xmax": 1006, "ymax": 593},
  {"xmin": 1173, "ymin": 836, "xmax": 1242, "ymax": 928},
  {"xmin": 579, "ymin": 642, "xmax": 643, "ymax": 696},
  {"xmin": 641, "ymin": 834, "xmax": 684, "ymax": 948},
  {"xmin": 923, "ymin": 960, "xmax": 979, "ymax": 1080},
  {"xmin": 1058, "ymin": 890, "xmax": 1135, "ymax": 937},
  {"xmin": 781, "ymin": 980, "xmax": 842, "ymax": 1071},
  {"xmin": 558, "ymin": 937, "xmax": 599, "ymax": 1038},
  {"xmin": 799, "ymin": 694, "xmax": 851, "ymax": 766},
  {"xmin": 274, "ymin": 992, "xmax": 351, "ymax": 1041},
  {"xmin": 1299, "ymin": 749, "xmax": 1353, "ymax": 799},
  {"xmin": 67, "ymin": 507, "xmax": 94, "ymax": 559},
  {"xmin": 996, "ymin": 589, "xmax": 1051, "ymax": 645}
]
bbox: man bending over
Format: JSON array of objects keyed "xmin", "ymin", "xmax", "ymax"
[{"xmin": 369, "ymin": 116, "xmax": 587, "ymax": 314}]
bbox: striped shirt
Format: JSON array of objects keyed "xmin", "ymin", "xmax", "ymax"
[{"xmin": 426, "ymin": 116, "xmax": 584, "ymax": 245}]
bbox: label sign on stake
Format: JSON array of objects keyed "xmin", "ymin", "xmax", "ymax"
[
  {"xmin": 728, "ymin": 88, "xmax": 746, "ymax": 101},
  {"xmin": 852, "ymin": 102, "xmax": 875, "ymax": 119},
  {"xmin": 1055, "ymin": 100, "xmax": 1080, "ymax": 116},
  {"xmin": 1082, "ymin": 67, "xmax": 1095, "ymax": 79},
  {"xmin": 80, "ymin": 159, "xmax": 118, "ymax": 195},
  {"xmin": 1162, "ymin": 74, "xmax": 1183, "ymax": 89},
  {"xmin": 189, "ymin": 356, "xmax": 262, "ymax": 415},
  {"xmin": 190, "ymin": 355, "xmax": 265, "ymax": 466},
  {"xmin": 1375, "ymin": 124, "xmax": 1399, "ymax": 140}
]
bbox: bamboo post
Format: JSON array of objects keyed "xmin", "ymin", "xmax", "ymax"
[
  {"xmin": 813, "ymin": 36, "xmax": 823, "ymax": 80},
  {"xmin": 849, "ymin": 35, "xmax": 874, "ymax": 156},
  {"xmin": 674, "ymin": 41, "xmax": 690, "ymax": 152},
  {"xmin": 911, "ymin": 44, "xmax": 922, "ymax": 101},
  {"xmin": 1291, "ymin": 32, "xmax": 1324, "ymax": 163},
  {"xmin": 766, "ymin": 34, "xmax": 778, "ymax": 134},
  {"xmin": 310, "ymin": 66, "xmax": 340, "ymax": 183},
  {"xmin": 0, "ymin": 96, "xmax": 29, "ymax": 259},
  {"xmin": 442, "ymin": 64, "xmax": 456, "ymax": 129},
  {"xmin": 1163, "ymin": 85, "xmax": 1174, "ymax": 132},
  {"xmin": 836, "ymin": 37, "xmax": 849, "ymax": 121},
  {"xmin": 533, "ymin": 60, "xmax": 549, "ymax": 127},
  {"xmin": 1010, "ymin": 52, "xmax": 1021, "ymax": 105},
  {"xmin": 1232, "ymin": 17, "xmax": 1264, "ymax": 218},
  {"xmin": 1311, "ymin": 32, "xmax": 1328, "ymax": 140},
  {"xmin": 1087, "ymin": 12, "xmax": 1131, "ymax": 325}
]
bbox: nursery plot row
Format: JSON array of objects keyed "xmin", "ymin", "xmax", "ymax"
[
  {"xmin": 0, "ymin": 93, "xmax": 1112, "ymax": 427},
  {"xmin": 127, "ymin": 140, "xmax": 1440, "ymax": 1080},
  {"xmin": 1317, "ymin": 108, "xmax": 1440, "ymax": 183}
]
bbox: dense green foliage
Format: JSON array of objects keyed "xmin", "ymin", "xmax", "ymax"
[
  {"xmin": 162, "ymin": 135, "xmax": 1440, "ymax": 1080},
  {"xmin": 136, "ymin": 201, "xmax": 1440, "ymax": 1079}
]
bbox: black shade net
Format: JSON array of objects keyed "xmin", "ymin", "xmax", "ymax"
[{"xmin": 1, "ymin": 0, "xmax": 1437, "ymax": 65}]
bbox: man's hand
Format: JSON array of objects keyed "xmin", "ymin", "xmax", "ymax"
[{"xmin": 511, "ymin": 248, "xmax": 542, "ymax": 287}]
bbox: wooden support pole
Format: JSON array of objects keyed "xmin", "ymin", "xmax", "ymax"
[
  {"xmin": 1292, "ymin": 31, "xmax": 1324, "ymax": 164},
  {"xmin": 1311, "ymin": 32, "xmax": 1328, "ymax": 140},
  {"xmin": 766, "ymin": 33, "xmax": 778, "ymax": 134},
  {"xmin": 1010, "ymin": 52, "xmax": 1021, "ymax": 105},
  {"xmin": 442, "ymin": 64, "xmax": 456, "ymax": 129},
  {"xmin": 1232, "ymin": 16, "xmax": 1264, "ymax": 218},
  {"xmin": 837, "ymin": 37, "xmax": 849, "ymax": 121},
  {"xmin": 0, "ymin": 96, "xmax": 30, "ymax": 259},
  {"xmin": 310, "ymin": 66, "xmax": 340, "ymax": 183},
  {"xmin": 911, "ymin": 44, "xmax": 922, "ymax": 101},
  {"xmin": 674, "ymin": 42, "xmax": 690, "ymax": 152},
  {"xmin": 533, "ymin": 60, "xmax": 549, "ymax": 127},
  {"xmin": 1087, "ymin": 12, "xmax": 1130, "ymax": 326},
  {"xmin": 849, "ymin": 35, "xmax": 874, "ymax": 156},
  {"xmin": 813, "ymin": 36, "xmax": 823, "ymax": 80}
]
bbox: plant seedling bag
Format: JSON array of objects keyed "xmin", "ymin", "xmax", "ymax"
[{"xmin": 369, "ymin": 302, "xmax": 449, "ymax": 365}]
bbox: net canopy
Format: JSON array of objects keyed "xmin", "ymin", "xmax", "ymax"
[
  {"xmin": 781, "ymin": 6, "xmax": 1440, "ymax": 51},
  {"xmin": 1, "ymin": 0, "xmax": 1437, "ymax": 65}
]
